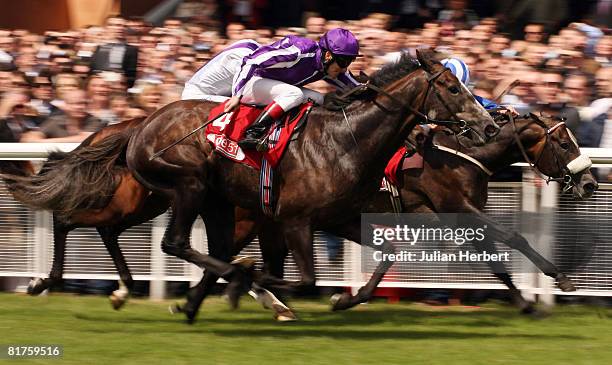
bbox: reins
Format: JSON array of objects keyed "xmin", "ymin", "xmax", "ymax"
[{"xmin": 359, "ymin": 68, "xmax": 468, "ymax": 130}]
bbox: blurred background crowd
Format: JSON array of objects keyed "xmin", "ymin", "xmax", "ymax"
[{"xmin": 0, "ymin": 0, "xmax": 610, "ymax": 149}]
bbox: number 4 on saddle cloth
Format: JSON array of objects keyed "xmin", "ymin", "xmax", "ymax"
[
  {"xmin": 206, "ymin": 100, "xmax": 313, "ymax": 170},
  {"xmin": 205, "ymin": 100, "xmax": 313, "ymax": 215}
]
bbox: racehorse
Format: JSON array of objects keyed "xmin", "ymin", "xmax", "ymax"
[
  {"xmin": 174, "ymin": 112, "xmax": 597, "ymax": 319},
  {"xmin": 124, "ymin": 50, "xmax": 499, "ymax": 320}
]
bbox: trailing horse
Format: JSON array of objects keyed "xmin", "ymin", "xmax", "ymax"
[{"xmin": 0, "ymin": 117, "xmax": 170, "ymax": 308}]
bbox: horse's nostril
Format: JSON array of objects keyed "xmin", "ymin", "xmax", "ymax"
[{"xmin": 583, "ymin": 183, "xmax": 597, "ymax": 193}]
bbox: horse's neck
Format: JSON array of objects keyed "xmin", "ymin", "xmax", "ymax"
[
  {"xmin": 432, "ymin": 119, "xmax": 535, "ymax": 174},
  {"xmin": 310, "ymin": 75, "xmax": 426, "ymax": 178}
]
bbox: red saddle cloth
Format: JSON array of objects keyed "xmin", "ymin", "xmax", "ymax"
[
  {"xmin": 205, "ymin": 101, "xmax": 312, "ymax": 169},
  {"xmin": 383, "ymin": 146, "xmax": 424, "ymax": 186}
]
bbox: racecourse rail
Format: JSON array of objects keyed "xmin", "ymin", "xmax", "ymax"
[{"xmin": 0, "ymin": 143, "xmax": 611, "ymax": 304}]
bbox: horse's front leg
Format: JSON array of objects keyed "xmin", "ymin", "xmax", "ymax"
[
  {"xmin": 471, "ymin": 239, "xmax": 536, "ymax": 314},
  {"xmin": 170, "ymin": 194, "xmax": 253, "ymax": 323},
  {"xmin": 28, "ymin": 215, "xmax": 69, "ymax": 295},
  {"xmin": 161, "ymin": 187, "xmax": 253, "ymax": 315},
  {"xmin": 327, "ymin": 218, "xmax": 395, "ymax": 311},
  {"xmin": 281, "ymin": 219, "xmax": 316, "ymax": 294},
  {"xmin": 468, "ymin": 210, "xmax": 576, "ymax": 292}
]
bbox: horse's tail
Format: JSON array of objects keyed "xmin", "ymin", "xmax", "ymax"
[{"xmin": 1, "ymin": 130, "xmax": 136, "ymax": 218}]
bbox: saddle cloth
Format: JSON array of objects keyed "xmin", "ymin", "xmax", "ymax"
[
  {"xmin": 383, "ymin": 146, "xmax": 424, "ymax": 187},
  {"xmin": 205, "ymin": 101, "xmax": 313, "ymax": 169}
]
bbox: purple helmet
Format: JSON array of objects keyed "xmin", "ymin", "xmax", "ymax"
[{"xmin": 319, "ymin": 28, "xmax": 360, "ymax": 57}]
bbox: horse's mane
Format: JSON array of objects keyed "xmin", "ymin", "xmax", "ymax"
[
  {"xmin": 368, "ymin": 53, "xmax": 421, "ymax": 88},
  {"xmin": 323, "ymin": 52, "xmax": 421, "ymax": 110}
]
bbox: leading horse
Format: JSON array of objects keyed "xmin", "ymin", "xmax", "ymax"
[{"xmin": 125, "ymin": 50, "xmax": 499, "ymax": 319}]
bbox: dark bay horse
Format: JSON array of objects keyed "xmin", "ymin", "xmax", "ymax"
[
  {"xmin": 125, "ymin": 50, "xmax": 499, "ymax": 319},
  {"xmin": 325, "ymin": 113, "xmax": 597, "ymax": 312},
  {"xmin": 176, "ymin": 113, "xmax": 597, "ymax": 319}
]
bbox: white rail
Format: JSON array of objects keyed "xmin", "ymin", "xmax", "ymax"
[
  {"xmin": 0, "ymin": 144, "xmax": 610, "ymax": 301},
  {"xmin": 1, "ymin": 143, "xmax": 611, "ymax": 166}
]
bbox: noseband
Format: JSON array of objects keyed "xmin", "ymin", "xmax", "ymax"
[{"xmin": 509, "ymin": 112, "xmax": 591, "ymax": 192}]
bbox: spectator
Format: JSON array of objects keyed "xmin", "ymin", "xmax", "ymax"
[
  {"xmin": 108, "ymin": 93, "xmax": 130, "ymax": 123},
  {"xmin": 524, "ymin": 23, "xmax": 546, "ymax": 43},
  {"xmin": 532, "ymin": 70, "xmax": 582, "ymax": 132},
  {"xmin": 21, "ymin": 89, "xmax": 105, "ymax": 142},
  {"xmin": 85, "ymin": 73, "xmax": 114, "ymax": 125},
  {"xmin": 90, "ymin": 16, "xmax": 139, "ymax": 87},
  {"xmin": 438, "ymin": 0, "xmax": 478, "ymax": 29},
  {"xmin": 0, "ymin": 90, "xmax": 37, "ymax": 140},
  {"xmin": 135, "ymin": 83, "xmax": 162, "ymax": 115},
  {"xmin": 28, "ymin": 69, "xmax": 57, "ymax": 125}
]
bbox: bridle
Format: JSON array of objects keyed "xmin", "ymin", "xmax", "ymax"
[
  {"xmin": 505, "ymin": 111, "xmax": 592, "ymax": 193},
  {"xmin": 353, "ymin": 66, "xmax": 491, "ymax": 143}
]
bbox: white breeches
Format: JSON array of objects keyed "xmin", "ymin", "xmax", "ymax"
[
  {"xmin": 239, "ymin": 77, "xmax": 324, "ymax": 111},
  {"xmin": 181, "ymin": 83, "xmax": 231, "ymax": 103}
]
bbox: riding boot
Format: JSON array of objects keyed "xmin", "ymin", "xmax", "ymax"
[{"xmin": 238, "ymin": 101, "xmax": 285, "ymax": 151}]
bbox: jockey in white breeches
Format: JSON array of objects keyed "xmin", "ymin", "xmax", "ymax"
[{"xmin": 181, "ymin": 39, "xmax": 260, "ymax": 102}]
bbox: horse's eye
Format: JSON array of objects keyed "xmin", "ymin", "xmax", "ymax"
[
  {"xmin": 448, "ymin": 86, "xmax": 460, "ymax": 95},
  {"xmin": 560, "ymin": 141, "xmax": 570, "ymax": 150}
]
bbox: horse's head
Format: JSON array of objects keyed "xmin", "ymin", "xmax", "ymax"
[
  {"xmin": 415, "ymin": 49, "xmax": 500, "ymax": 146},
  {"xmin": 514, "ymin": 113, "xmax": 597, "ymax": 199}
]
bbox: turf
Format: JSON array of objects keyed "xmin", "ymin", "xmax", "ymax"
[{"xmin": 0, "ymin": 293, "xmax": 610, "ymax": 365}]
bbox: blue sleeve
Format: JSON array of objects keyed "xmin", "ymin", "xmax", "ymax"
[{"xmin": 474, "ymin": 95, "xmax": 499, "ymax": 110}]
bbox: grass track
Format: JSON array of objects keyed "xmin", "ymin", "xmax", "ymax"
[{"xmin": 0, "ymin": 293, "xmax": 611, "ymax": 365}]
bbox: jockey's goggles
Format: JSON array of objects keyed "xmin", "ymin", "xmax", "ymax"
[{"xmin": 332, "ymin": 54, "xmax": 356, "ymax": 68}]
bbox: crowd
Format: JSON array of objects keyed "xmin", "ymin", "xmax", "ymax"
[{"xmin": 0, "ymin": 1, "xmax": 610, "ymax": 151}]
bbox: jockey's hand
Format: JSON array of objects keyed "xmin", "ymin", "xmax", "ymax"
[
  {"xmin": 504, "ymin": 106, "xmax": 519, "ymax": 116},
  {"xmin": 224, "ymin": 95, "xmax": 241, "ymax": 113}
]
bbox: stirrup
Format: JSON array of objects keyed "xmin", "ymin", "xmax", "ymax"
[{"xmin": 256, "ymin": 137, "xmax": 269, "ymax": 152}]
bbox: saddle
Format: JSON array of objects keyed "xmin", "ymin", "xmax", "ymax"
[
  {"xmin": 383, "ymin": 126, "xmax": 427, "ymax": 187},
  {"xmin": 205, "ymin": 101, "xmax": 313, "ymax": 170}
]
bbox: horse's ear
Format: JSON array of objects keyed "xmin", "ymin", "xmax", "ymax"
[{"xmin": 416, "ymin": 48, "xmax": 438, "ymax": 73}]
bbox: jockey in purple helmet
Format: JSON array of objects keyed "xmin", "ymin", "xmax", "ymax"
[
  {"xmin": 440, "ymin": 57, "xmax": 499, "ymax": 110},
  {"xmin": 222, "ymin": 28, "xmax": 361, "ymax": 150}
]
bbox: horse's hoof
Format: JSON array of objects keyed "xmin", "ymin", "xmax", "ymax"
[
  {"xmin": 231, "ymin": 256, "xmax": 256, "ymax": 269},
  {"xmin": 169, "ymin": 303, "xmax": 183, "ymax": 315},
  {"xmin": 520, "ymin": 302, "xmax": 537, "ymax": 315},
  {"xmin": 27, "ymin": 278, "xmax": 45, "ymax": 296},
  {"xmin": 330, "ymin": 293, "xmax": 342, "ymax": 306},
  {"xmin": 274, "ymin": 306, "xmax": 298, "ymax": 322},
  {"xmin": 109, "ymin": 294, "xmax": 126, "ymax": 310},
  {"xmin": 556, "ymin": 274, "xmax": 576, "ymax": 292},
  {"xmin": 330, "ymin": 293, "xmax": 352, "ymax": 311}
]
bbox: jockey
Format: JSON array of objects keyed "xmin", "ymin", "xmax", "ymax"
[
  {"xmin": 223, "ymin": 28, "xmax": 361, "ymax": 150},
  {"xmin": 440, "ymin": 57, "xmax": 499, "ymax": 110},
  {"xmin": 181, "ymin": 39, "xmax": 261, "ymax": 102}
]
